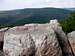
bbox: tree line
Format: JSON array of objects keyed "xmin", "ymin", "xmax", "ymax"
[{"xmin": 60, "ymin": 12, "xmax": 75, "ymax": 33}]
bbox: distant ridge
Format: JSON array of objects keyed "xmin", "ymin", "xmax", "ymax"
[
  {"xmin": 64, "ymin": 8, "xmax": 75, "ymax": 11},
  {"xmin": 0, "ymin": 8, "xmax": 71, "ymax": 25}
]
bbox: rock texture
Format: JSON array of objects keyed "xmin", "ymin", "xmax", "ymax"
[
  {"xmin": 67, "ymin": 31, "xmax": 75, "ymax": 55},
  {"xmin": 3, "ymin": 19, "xmax": 74, "ymax": 56},
  {"xmin": 0, "ymin": 50, "xmax": 4, "ymax": 56},
  {"xmin": 50, "ymin": 20, "xmax": 74, "ymax": 56},
  {"xmin": 0, "ymin": 28, "xmax": 8, "ymax": 50},
  {"xmin": 3, "ymin": 23, "xmax": 62, "ymax": 56}
]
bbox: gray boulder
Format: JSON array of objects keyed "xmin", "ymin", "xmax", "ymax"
[
  {"xmin": 67, "ymin": 31, "xmax": 75, "ymax": 55},
  {"xmin": 3, "ymin": 19, "xmax": 74, "ymax": 56},
  {"xmin": 50, "ymin": 19, "xmax": 74, "ymax": 56},
  {"xmin": 3, "ymin": 24, "xmax": 62, "ymax": 56},
  {"xmin": 0, "ymin": 28, "xmax": 8, "ymax": 50}
]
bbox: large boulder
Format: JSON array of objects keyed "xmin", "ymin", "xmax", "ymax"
[
  {"xmin": 0, "ymin": 28, "xmax": 8, "ymax": 50},
  {"xmin": 50, "ymin": 19, "xmax": 74, "ymax": 56},
  {"xmin": 3, "ymin": 19, "xmax": 74, "ymax": 56},
  {"xmin": 3, "ymin": 23, "xmax": 62, "ymax": 56},
  {"xmin": 67, "ymin": 31, "xmax": 75, "ymax": 55}
]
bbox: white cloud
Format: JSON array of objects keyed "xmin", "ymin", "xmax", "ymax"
[
  {"xmin": 48, "ymin": 0, "xmax": 75, "ymax": 8},
  {"xmin": 0, "ymin": 0, "xmax": 75, "ymax": 11}
]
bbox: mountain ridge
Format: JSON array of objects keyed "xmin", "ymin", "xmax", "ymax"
[{"xmin": 0, "ymin": 8, "xmax": 71, "ymax": 25}]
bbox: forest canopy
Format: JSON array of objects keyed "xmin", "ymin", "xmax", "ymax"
[{"xmin": 60, "ymin": 12, "xmax": 75, "ymax": 33}]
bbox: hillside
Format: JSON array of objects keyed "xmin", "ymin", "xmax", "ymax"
[
  {"xmin": 65, "ymin": 8, "xmax": 75, "ymax": 11},
  {"xmin": 0, "ymin": 8, "xmax": 71, "ymax": 25}
]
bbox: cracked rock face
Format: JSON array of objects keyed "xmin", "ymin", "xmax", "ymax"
[
  {"xmin": 3, "ymin": 19, "xmax": 74, "ymax": 56},
  {"xmin": 3, "ymin": 24, "xmax": 62, "ymax": 56},
  {"xmin": 50, "ymin": 20, "xmax": 74, "ymax": 56},
  {"xmin": 67, "ymin": 31, "xmax": 75, "ymax": 55},
  {"xmin": 0, "ymin": 28, "xmax": 8, "ymax": 50}
]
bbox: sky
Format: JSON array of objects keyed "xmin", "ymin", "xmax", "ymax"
[{"xmin": 0, "ymin": 0, "xmax": 75, "ymax": 11}]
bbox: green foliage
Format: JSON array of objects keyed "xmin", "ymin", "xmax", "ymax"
[
  {"xmin": 0, "ymin": 8, "xmax": 71, "ymax": 24},
  {"xmin": 60, "ymin": 12, "xmax": 75, "ymax": 33},
  {"xmin": 0, "ymin": 8, "xmax": 73, "ymax": 32},
  {"xmin": 0, "ymin": 24, "xmax": 15, "ymax": 29}
]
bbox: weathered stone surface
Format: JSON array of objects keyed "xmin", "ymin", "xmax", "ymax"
[
  {"xmin": 67, "ymin": 31, "xmax": 75, "ymax": 55},
  {"xmin": 0, "ymin": 28, "xmax": 8, "ymax": 50},
  {"xmin": 0, "ymin": 50, "xmax": 4, "ymax": 56},
  {"xmin": 50, "ymin": 19, "xmax": 74, "ymax": 56},
  {"xmin": 3, "ymin": 19, "xmax": 75, "ymax": 56},
  {"xmin": 0, "ymin": 28, "xmax": 8, "ymax": 42},
  {"xmin": 3, "ymin": 23, "xmax": 62, "ymax": 56}
]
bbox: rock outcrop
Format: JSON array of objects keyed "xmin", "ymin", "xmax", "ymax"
[
  {"xmin": 3, "ymin": 24, "xmax": 62, "ymax": 56},
  {"xmin": 0, "ymin": 28, "xmax": 8, "ymax": 50},
  {"xmin": 50, "ymin": 20, "xmax": 74, "ymax": 56},
  {"xmin": 67, "ymin": 31, "xmax": 75, "ymax": 55},
  {"xmin": 2, "ymin": 19, "xmax": 74, "ymax": 56}
]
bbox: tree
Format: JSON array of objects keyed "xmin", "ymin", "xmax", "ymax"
[{"xmin": 60, "ymin": 12, "xmax": 75, "ymax": 33}]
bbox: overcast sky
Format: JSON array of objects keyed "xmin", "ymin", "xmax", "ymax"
[{"xmin": 0, "ymin": 0, "xmax": 75, "ymax": 11}]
